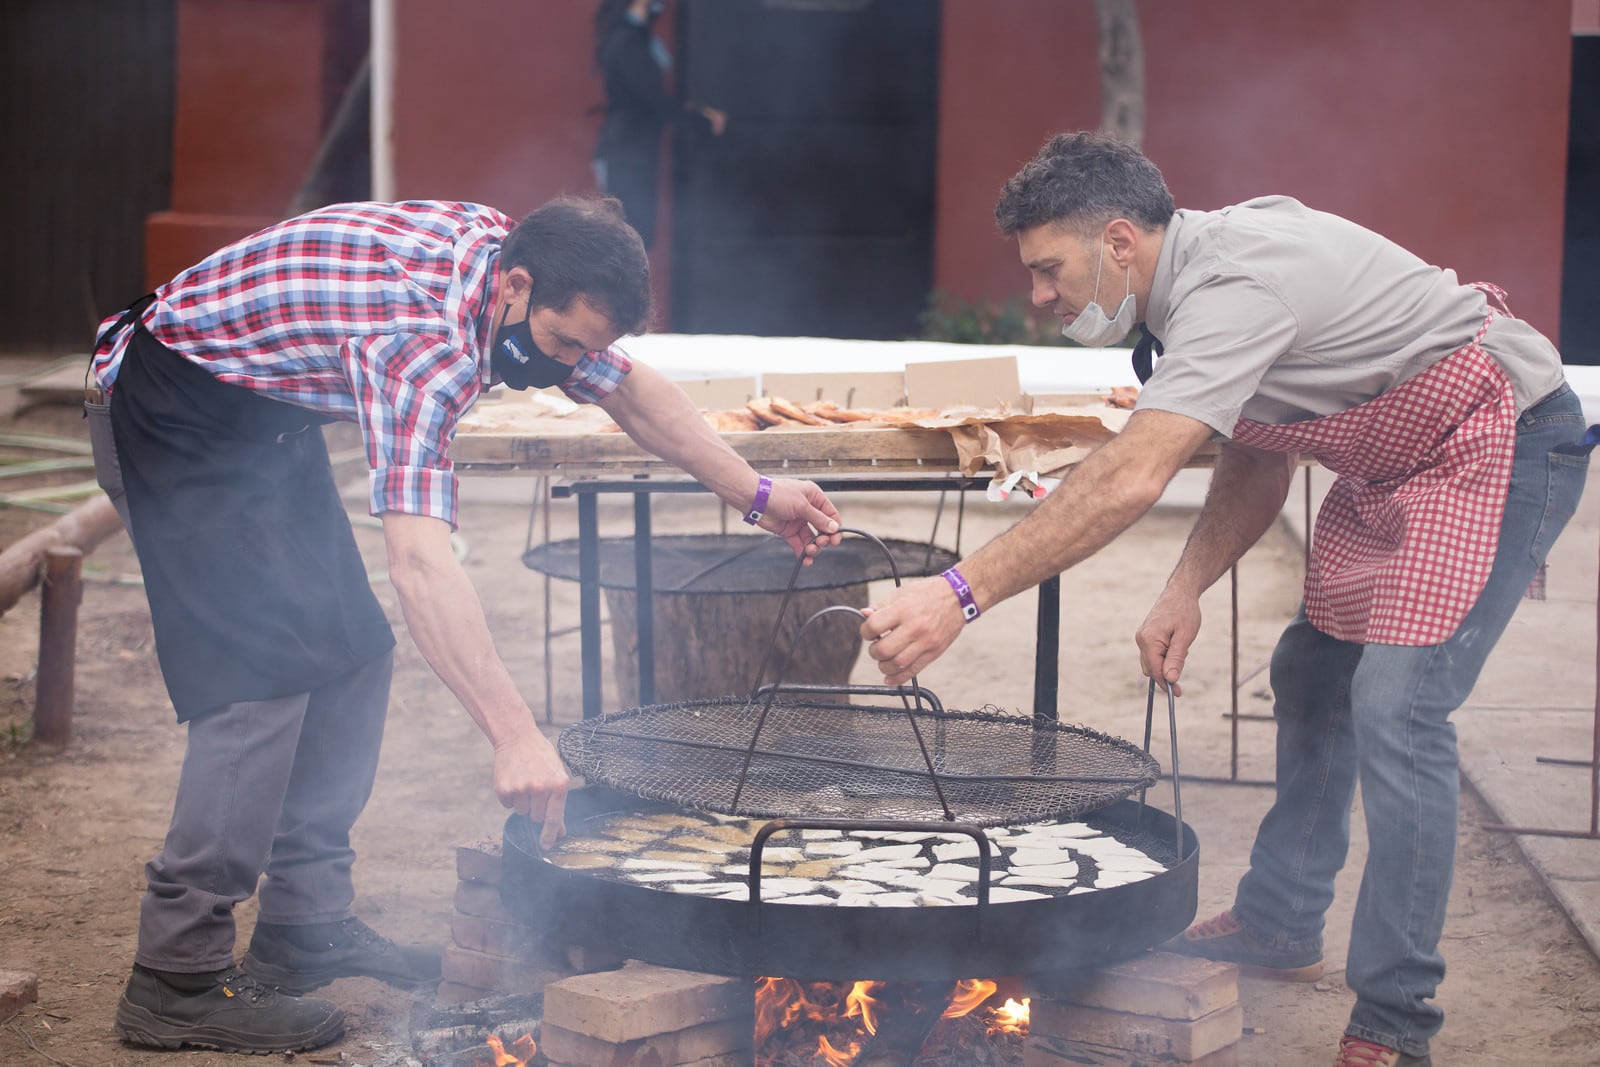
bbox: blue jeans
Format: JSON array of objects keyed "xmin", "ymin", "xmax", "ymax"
[{"xmin": 1231, "ymin": 384, "xmax": 1589, "ymax": 1057}]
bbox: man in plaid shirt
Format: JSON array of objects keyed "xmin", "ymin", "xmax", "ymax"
[{"xmin": 89, "ymin": 196, "xmax": 841, "ymax": 1053}]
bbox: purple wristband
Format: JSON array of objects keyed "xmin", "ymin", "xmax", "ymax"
[
  {"xmin": 942, "ymin": 566, "xmax": 980, "ymax": 622},
  {"xmin": 742, "ymin": 474, "xmax": 773, "ymax": 526}
]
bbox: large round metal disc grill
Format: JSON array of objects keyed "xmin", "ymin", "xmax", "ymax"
[
  {"xmin": 504, "ymin": 532, "xmax": 1199, "ymax": 980},
  {"xmin": 559, "ymin": 695, "xmax": 1160, "ymax": 826}
]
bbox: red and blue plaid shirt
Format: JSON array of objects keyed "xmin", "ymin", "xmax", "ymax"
[{"xmin": 92, "ymin": 200, "xmax": 632, "ymax": 528}]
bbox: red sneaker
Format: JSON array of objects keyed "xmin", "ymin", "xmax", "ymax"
[
  {"xmin": 1163, "ymin": 909, "xmax": 1325, "ymax": 981},
  {"xmin": 1334, "ymin": 1036, "xmax": 1433, "ymax": 1066}
]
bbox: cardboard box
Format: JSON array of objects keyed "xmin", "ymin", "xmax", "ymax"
[
  {"xmin": 905, "ymin": 356, "xmax": 1023, "ymax": 410},
  {"xmin": 673, "ymin": 377, "xmax": 759, "ymax": 410}
]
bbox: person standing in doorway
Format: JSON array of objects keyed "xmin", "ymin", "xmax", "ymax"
[{"xmin": 592, "ymin": 0, "xmax": 726, "ymax": 249}]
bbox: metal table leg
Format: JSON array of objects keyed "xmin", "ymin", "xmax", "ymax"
[
  {"xmin": 1034, "ymin": 576, "xmax": 1060, "ymax": 719},
  {"xmin": 634, "ymin": 491, "xmax": 655, "ymax": 708},
  {"xmin": 578, "ymin": 492, "xmax": 601, "ymax": 719}
]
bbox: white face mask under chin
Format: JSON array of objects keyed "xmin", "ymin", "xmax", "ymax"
[{"xmin": 1061, "ymin": 243, "xmax": 1136, "ymax": 348}]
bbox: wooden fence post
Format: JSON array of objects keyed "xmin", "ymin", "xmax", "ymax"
[{"xmin": 34, "ymin": 546, "xmax": 83, "ymax": 745}]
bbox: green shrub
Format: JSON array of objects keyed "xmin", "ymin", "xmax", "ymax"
[{"xmin": 917, "ymin": 291, "xmax": 1072, "ymax": 347}]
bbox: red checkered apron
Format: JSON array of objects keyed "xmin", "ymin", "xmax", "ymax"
[{"xmin": 1228, "ymin": 285, "xmax": 1519, "ymax": 645}]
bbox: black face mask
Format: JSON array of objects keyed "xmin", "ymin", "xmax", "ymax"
[{"xmin": 491, "ymin": 303, "xmax": 574, "ymax": 390}]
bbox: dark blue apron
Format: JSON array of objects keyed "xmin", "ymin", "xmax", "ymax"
[{"xmin": 103, "ymin": 302, "xmax": 395, "ymax": 721}]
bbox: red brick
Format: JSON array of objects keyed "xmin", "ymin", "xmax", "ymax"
[
  {"xmin": 452, "ymin": 913, "xmax": 555, "ymax": 963},
  {"xmin": 0, "ymin": 970, "xmax": 39, "ymax": 1023},
  {"xmin": 543, "ymin": 961, "xmax": 752, "ymax": 1044},
  {"xmin": 1029, "ymin": 1001, "xmax": 1241, "ymax": 1063},
  {"xmin": 538, "ymin": 1017, "xmax": 752, "ymax": 1067},
  {"xmin": 454, "ymin": 880, "xmax": 520, "ymax": 924},
  {"xmin": 440, "ymin": 945, "xmax": 574, "ymax": 997},
  {"xmin": 1031, "ymin": 952, "xmax": 1238, "ymax": 1021},
  {"xmin": 456, "ymin": 838, "xmax": 503, "ymax": 885}
]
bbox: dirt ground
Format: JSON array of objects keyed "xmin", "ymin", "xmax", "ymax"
[{"xmin": 2, "ymin": 374, "xmax": 1599, "ymax": 1066}]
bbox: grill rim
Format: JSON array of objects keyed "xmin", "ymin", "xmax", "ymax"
[{"xmin": 499, "ymin": 786, "xmax": 1199, "ymax": 981}]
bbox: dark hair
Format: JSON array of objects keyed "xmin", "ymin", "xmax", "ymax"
[
  {"xmin": 501, "ymin": 195, "xmax": 651, "ymax": 334},
  {"xmin": 995, "ymin": 131, "xmax": 1175, "ymax": 238},
  {"xmin": 594, "ymin": 0, "xmax": 633, "ymax": 68}
]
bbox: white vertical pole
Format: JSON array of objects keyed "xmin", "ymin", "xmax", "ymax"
[{"xmin": 371, "ymin": 0, "xmax": 396, "ymax": 201}]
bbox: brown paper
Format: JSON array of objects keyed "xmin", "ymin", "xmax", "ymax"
[{"xmin": 908, "ymin": 407, "xmax": 1131, "ymax": 481}]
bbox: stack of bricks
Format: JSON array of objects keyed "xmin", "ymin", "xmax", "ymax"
[
  {"xmin": 1024, "ymin": 952, "xmax": 1242, "ymax": 1066},
  {"xmin": 540, "ymin": 962, "xmax": 755, "ymax": 1067},
  {"xmin": 440, "ymin": 836, "xmax": 621, "ymax": 1003}
]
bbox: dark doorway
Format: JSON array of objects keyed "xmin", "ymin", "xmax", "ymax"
[
  {"xmin": 0, "ymin": 0, "xmax": 176, "ymax": 351},
  {"xmin": 670, "ymin": 0, "xmax": 941, "ymax": 340},
  {"xmin": 1563, "ymin": 34, "xmax": 1600, "ymax": 364}
]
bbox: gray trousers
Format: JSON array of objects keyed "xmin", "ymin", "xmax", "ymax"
[
  {"xmin": 90, "ymin": 398, "xmax": 393, "ymax": 972},
  {"xmin": 134, "ymin": 649, "xmax": 393, "ymax": 971}
]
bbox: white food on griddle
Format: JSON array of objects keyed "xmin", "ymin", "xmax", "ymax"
[
  {"xmin": 754, "ymin": 877, "xmax": 822, "ymax": 896},
  {"xmin": 932, "ymin": 841, "xmax": 984, "ymax": 861},
  {"xmin": 835, "ymin": 844, "xmax": 922, "ymax": 862},
  {"xmin": 846, "ymin": 866, "xmax": 926, "ymax": 889},
  {"xmin": 1008, "ymin": 862, "xmax": 1078, "ymax": 881},
  {"xmin": 1007, "ymin": 848, "xmax": 1073, "ymax": 868},
  {"xmin": 621, "ymin": 858, "xmax": 712, "ymax": 871},
  {"xmin": 754, "ymin": 846, "xmax": 804, "ymax": 862},
  {"xmin": 986, "ymin": 886, "xmax": 1050, "ymax": 903},
  {"xmin": 670, "ymin": 881, "xmax": 748, "ymax": 895},
  {"xmin": 623, "ymin": 869, "xmax": 715, "ymax": 882},
  {"xmin": 1091, "ymin": 870, "xmax": 1155, "ymax": 888},
  {"xmin": 1005, "ymin": 876, "xmax": 1080, "ymax": 889},
  {"xmin": 558, "ymin": 809, "xmax": 1172, "ymax": 905}
]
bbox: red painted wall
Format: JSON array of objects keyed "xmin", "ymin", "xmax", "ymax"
[
  {"xmin": 389, "ymin": 1, "xmax": 677, "ymax": 321},
  {"xmin": 936, "ymin": 0, "xmax": 1574, "ymax": 338},
  {"xmin": 154, "ymin": 1, "xmax": 1573, "ymax": 338},
  {"xmin": 145, "ymin": 0, "xmax": 335, "ymax": 287}
]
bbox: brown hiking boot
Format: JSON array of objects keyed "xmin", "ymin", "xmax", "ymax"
[
  {"xmin": 1334, "ymin": 1036, "xmax": 1433, "ymax": 1066},
  {"xmin": 1163, "ymin": 909, "xmax": 1326, "ymax": 981}
]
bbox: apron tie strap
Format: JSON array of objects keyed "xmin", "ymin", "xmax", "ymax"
[
  {"xmin": 86, "ymin": 293, "xmax": 158, "ymax": 391},
  {"xmin": 1132, "ymin": 323, "xmax": 1163, "ymax": 385}
]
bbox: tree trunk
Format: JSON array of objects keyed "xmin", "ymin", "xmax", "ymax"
[
  {"xmin": 1094, "ymin": 0, "xmax": 1146, "ymax": 147},
  {"xmin": 605, "ymin": 583, "xmax": 868, "ymax": 708}
]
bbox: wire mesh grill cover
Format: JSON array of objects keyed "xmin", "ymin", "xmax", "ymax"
[{"xmin": 559, "ymin": 696, "xmax": 1162, "ymax": 826}]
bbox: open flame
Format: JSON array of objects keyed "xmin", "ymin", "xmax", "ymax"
[
  {"xmin": 479, "ymin": 1032, "xmax": 537, "ymax": 1067},
  {"xmin": 755, "ymin": 976, "xmax": 1028, "ymax": 1065}
]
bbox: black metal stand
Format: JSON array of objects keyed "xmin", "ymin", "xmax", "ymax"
[
  {"xmin": 1178, "ymin": 466, "xmax": 1316, "ymax": 788},
  {"xmin": 542, "ymin": 475, "xmax": 1075, "ymax": 721}
]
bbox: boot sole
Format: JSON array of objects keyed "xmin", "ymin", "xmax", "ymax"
[
  {"xmin": 242, "ymin": 950, "xmax": 441, "ymax": 996},
  {"xmin": 114, "ymin": 1000, "xmax": 344, "ymax": 1053},
  {"xmin": 1163, "ymin": 939, "xmax": 1326, "ymax": 982},
  {"xmin": 1238, "ymin": 959, "xmax": 1325, "ymax": 982}
]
